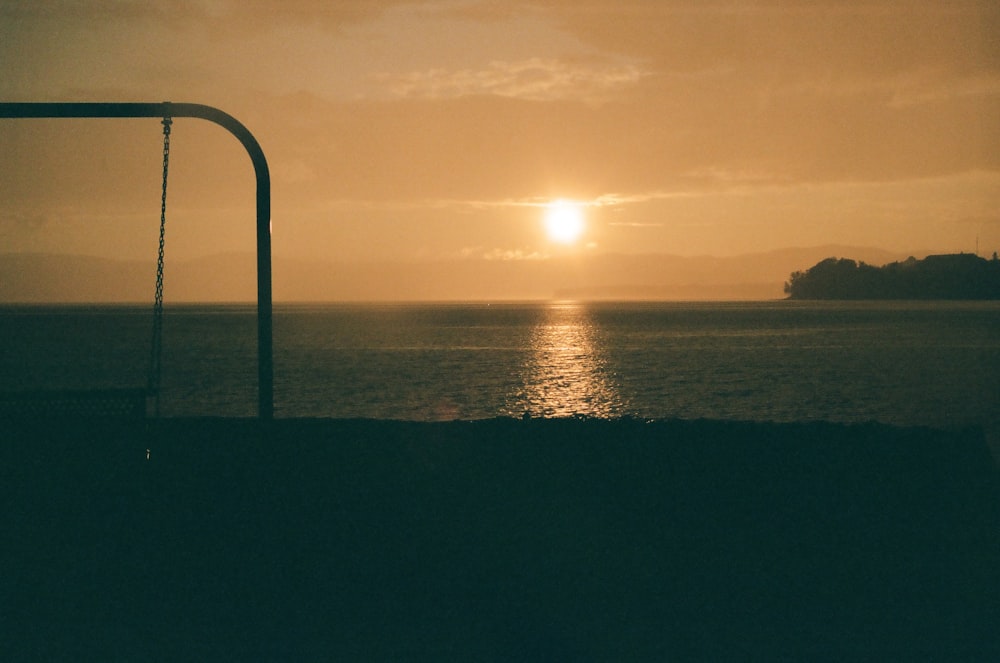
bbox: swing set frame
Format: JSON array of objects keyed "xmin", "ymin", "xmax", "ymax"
[{"xmin": 0, "ymin": 102, "xmax": 274, "ymax": 421}]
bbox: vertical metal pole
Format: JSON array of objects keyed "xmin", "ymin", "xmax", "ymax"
[{"xmin": 0, "ymin": 102, "xmax": 274, "ymax": 420}]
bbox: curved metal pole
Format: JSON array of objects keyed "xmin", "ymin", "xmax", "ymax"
[{"xmin": 0, "ymin": 102, "xmax": 273, "ymax": 420}]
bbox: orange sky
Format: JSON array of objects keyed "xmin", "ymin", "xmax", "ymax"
[{"xmin": 1, "ymin": 1, "xmax": 998, "ymax": 278}]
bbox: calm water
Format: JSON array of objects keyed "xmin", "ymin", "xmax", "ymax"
[{"xmin": 2, "ymin": 301, "xmax": 999, "ymax": 432}]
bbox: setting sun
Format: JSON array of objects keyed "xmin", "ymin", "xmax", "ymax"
[{"xmin": 543, "ymin": 200, "xmax": 585, "ymax": 244}]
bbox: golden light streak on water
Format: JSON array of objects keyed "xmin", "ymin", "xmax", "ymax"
[{"xmin": 508, "ymin": 301, "xmax": 625, "ymax": 418}]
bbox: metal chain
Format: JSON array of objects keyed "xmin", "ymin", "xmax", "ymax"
[{"xmin": 148, "ymin": 116, "xmax": 172, "ymax": 415}]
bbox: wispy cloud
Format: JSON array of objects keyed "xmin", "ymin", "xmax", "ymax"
[
  {"xmin": 481, "ymin": 248, "xmax": 549, "ymax": 261},
  {"xmin": 318, "ymin": 190, "xmax": 714, "ymax": 214},
  {"xmin": 888, "ymin": 71, "xmax": 1000, "ymax": 108},
  {"xmin": 376, "ymin": 57, "xmax": 647, "ymax": 101}
]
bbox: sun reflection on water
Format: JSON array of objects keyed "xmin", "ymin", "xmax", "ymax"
[{"xmin": 505, "ymin": 302, "xmax": 625, "ymax": 418}]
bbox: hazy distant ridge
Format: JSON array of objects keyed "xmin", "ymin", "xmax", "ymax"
[{"xmin": 1, "ymin": 246, "xmax": 933, "ymax": 303}]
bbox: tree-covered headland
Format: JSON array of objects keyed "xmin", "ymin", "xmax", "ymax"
[{"xmin": 785, "ymin": 253, "xmax": 1000, "ymax": 300}]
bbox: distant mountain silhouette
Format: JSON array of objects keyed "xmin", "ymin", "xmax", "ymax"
[
  {"xmin": 785, "ymin": 253, "xmax": 1000, "ymax": 300},
  {"xmin": 1, "ymin": 246, "xmax": 938, "ymax": 303}
]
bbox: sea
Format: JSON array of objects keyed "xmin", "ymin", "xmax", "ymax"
[{"xmin": 2, "ymin": 300, "xmax": 999, "ymax": 434}]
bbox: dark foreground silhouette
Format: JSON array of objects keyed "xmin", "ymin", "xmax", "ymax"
[{"xmin": 4, "ymin": 417, "xmax": 998, "ymax": 660}]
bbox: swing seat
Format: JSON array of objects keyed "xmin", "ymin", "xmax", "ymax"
[{"xmin": 0, "ymin": 388, "xmax": 148, "ymax": 419}]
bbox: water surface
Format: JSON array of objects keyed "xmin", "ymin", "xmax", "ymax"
[{"xmin": 2, "ymin": 301, "xmax": 998, "ymax": 435}]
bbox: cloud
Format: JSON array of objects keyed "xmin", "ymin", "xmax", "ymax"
[
  {"xmin": 0, "ymin": 0, "xmax": 414, "ymax": 24},
  {"xmin": 888, "ymin": 71, "xmax": 1000, "ymax": 108},
  {"xmin": 0, "ymin": 0, "xmax": 163, "ymax": 20},
  {"xmin": 375, "ymin": 57, "xmax": 646, "ymax": 101},
  {"xmin": 536, "ymin": 0, "xmax": 999, "ymax": 82},
  {"xmin": 481, "ymin": 248, "xmax": 548, "ymax": 261},
  {"xmin": 3, "ymin": 0, "xmax": 996, "ymax": 263}
]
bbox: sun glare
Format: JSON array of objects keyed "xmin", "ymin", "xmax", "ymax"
[{"xmin": 543, "ymin": 200, "xmax": 585, "ymax": 244}]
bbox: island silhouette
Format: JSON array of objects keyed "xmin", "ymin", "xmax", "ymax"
[{"xmin": 785, "ymin": 252, "xmax": 1000, "ymax": 300}]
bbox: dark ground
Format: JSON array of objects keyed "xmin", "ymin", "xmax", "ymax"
[{"xmin": 3, "ymin": 417, "xmax": 999, "ymax": 661}]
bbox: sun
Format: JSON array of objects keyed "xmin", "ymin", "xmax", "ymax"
[{"xmin": 543, "ymin": 200, "xmax": 585, "ymax": 244}]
